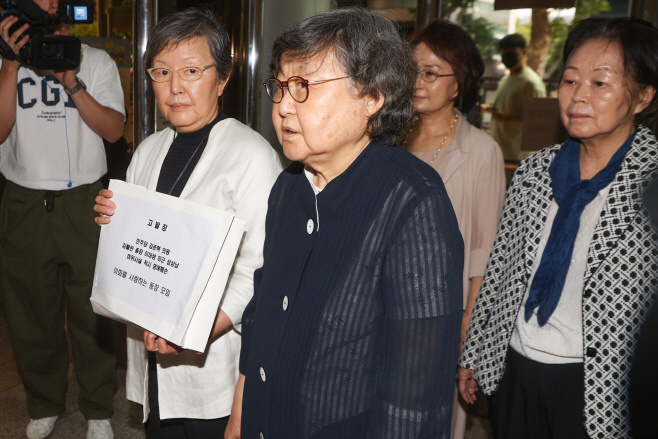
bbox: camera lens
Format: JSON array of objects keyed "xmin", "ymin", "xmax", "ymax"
[{"xmin": 41, "ymin": 42, "xmax": 63, "ymax": 59}]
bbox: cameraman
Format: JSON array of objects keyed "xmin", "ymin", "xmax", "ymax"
[{"xmin": 0, "ymin": 1, "xmax": 125, "ymax": 438}]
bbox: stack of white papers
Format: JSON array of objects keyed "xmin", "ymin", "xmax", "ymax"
[{"xmin": 91, "ymin": 180, "xmax": 245, "ymax": 352}]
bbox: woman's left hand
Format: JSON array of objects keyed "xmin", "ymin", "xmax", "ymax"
[
  {"xmin": 225, "ymin": 374, "xmax": 245, "ymax": 439},
  {"xmin": 457, "ymin": 367, "xmax": 479, "ymax": 404},
  {"xmin": 143, "ymin": 330, "xmax": 182, "ymax": 355},
  {"xmin": 225, "ymin": 411, "xmax": 241, "ymax": 439}
]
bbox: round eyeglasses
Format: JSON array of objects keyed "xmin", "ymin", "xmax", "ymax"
[
  {"xmin": 147, "ymin": 65, "xmax": 215, "ymax": 83},
  {"xmin": 264, "ymin": 76, "xmax": 350, "ymax": 103},
  {"xmin": 418, "ymin": 69, "xmax": 456, "ymax": 83}
]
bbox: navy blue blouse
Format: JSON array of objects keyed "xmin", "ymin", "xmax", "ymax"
[{"xmin": 240, "ymin": 140, "xmax": 464, "ymax": 439}]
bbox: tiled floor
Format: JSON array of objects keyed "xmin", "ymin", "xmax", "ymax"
[
  {"xmin": 0, "ymin": 298, "xmax": 492, "ymax": 439},
  {"xmin": 464, "ymin": 392, "xmax": 493, "ymax": 439},
  {"xmin": 0, "ymin": 299, "xmax": 145, "ymax": 439}
]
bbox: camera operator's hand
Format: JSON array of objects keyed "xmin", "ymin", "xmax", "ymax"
[
  {"xmin": 53, "ymin": 66, "xmax": 77, "ymax": 89},
  {"xmin": 50, "ymin": 30, "xmax": 124, "ymax": 143},
  {"xmin": 0, "ymin": 16, "xmax": 29, "ymax": 69},
  {"xmin": 0, "ymin": 16, "xmax": 30, "ymax": 143},
  {"xmin": 51, "ymin": 29, "xmax": 78, "ymax": 88}
]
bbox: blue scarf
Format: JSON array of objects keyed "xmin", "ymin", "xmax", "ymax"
[{"xmin": 525, "ymin": 129, "xmax": 637, "ymax": 326}]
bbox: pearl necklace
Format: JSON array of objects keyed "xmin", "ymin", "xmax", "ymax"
[{"xmin": 402, "ymin": 110, "xmax": 459, "ymax": 164}]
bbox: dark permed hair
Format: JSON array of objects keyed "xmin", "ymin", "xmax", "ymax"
[
  {"xmin": 563, "ymin": 17, "xmax": 658, "ymax": 124},
  {"xmin": 269, "ymin": 7, "xmax": 416, "ymax": 145},
  {"xmin": 408, "ymin": 19, "xmax": 484, "ymax": 99},
  {"xmin": 143, "ymin": 6, "xmax": 232, "ymax": 82},
  {"xmin": 499, "ymin": 33, "xmax": 527, "ymax": 51}
]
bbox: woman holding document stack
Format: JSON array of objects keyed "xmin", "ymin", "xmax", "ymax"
[{"xmin": 93, "ymin": 7, "xmax": 282, "ymax": 439}]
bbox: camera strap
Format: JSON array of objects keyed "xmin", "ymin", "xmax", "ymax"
[{"xmin": 0, "ymin": 37, "xmax": 17, "ymax": 61}]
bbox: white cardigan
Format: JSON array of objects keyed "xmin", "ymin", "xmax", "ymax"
[{"xmin": 124, "ymin": 118, "xmax": 283, "ymax": 421}]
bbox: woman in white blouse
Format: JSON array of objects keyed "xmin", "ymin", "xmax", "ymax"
[{"xmin": 94, "ymin": 7, "xmax": 282, "ymax": 439}]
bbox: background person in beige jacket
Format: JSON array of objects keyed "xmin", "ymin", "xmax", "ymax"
[{"xmin": 400, "ymin": 19, "xmax": 506, "ymax": 439}]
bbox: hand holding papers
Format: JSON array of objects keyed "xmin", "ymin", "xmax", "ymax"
[{"xmin": 91, "ymin": 180, "xmax": 246, "ymax": 352}]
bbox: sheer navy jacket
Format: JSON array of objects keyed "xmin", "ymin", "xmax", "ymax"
[{"xmin": 239, "ymin": 140, "xmax": 464, "ymax": 439}]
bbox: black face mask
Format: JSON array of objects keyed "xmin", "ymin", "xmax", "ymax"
[{"xmin": 501, "ymin": 52, "xmax": 520, "ymax": 69}]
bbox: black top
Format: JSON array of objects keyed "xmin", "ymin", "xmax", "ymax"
[
  {"xmin": 240, "ymin": 140, "xmax": 464, "ymax": 439},
  {"xmin": 149, "ymin": 110, "xmax": 225, "ymax": 392},
  {"xmin": 155, "ymin": 109, "xmax": 225, "ymax": 197}
]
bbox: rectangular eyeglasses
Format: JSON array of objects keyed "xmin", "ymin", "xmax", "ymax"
[{"xmin": 147, "ymin": 65, "xmax": 215, "ymax": 82}]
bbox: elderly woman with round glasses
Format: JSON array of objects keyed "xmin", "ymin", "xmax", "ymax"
[
  {"xmin": 93, "ymin": 7, "xmax": 282, "ymax": 439},
  {"xmin": 232, "ymin": 8, "xmax": 464, "ymax": 439}
]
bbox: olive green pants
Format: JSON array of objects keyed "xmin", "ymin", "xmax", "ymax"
[{"xmin": 0, "ymin": 180, "xmax": 115, "ymax": 419}]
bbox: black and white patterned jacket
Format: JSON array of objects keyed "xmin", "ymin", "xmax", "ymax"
[{"xmin": 459, "ymin": 125, "xmax": 658, "ymax": 439}]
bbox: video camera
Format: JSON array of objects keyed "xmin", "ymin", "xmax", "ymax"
[{"xmin": 0, "ymin": 0, "xmax": 94, "ymax": 70}]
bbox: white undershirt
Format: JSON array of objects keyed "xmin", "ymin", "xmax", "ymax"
[
  {"xmin": 304, "ymin": 168, "xmax": 323, "ymax": 195},
  {"xmin": 509, "ymin": 183, "xmax": 611, "ymax": 364},
  {"xmin": 304, "ymin": 168, "xmax": 322, "ymax": 232}
]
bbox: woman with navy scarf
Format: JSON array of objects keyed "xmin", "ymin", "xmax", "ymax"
[{"xmin": 457, "ymin": 18, "xmax": 658, "ymax": 439}]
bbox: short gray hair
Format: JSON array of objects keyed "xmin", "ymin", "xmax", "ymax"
[
  {"xmin": 144, "ymin": 6, "xmax": 232, "ymax": 82},
  {"xmin": 270, "ymin": 7, "xmax": 416, "ymax": 145}
]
